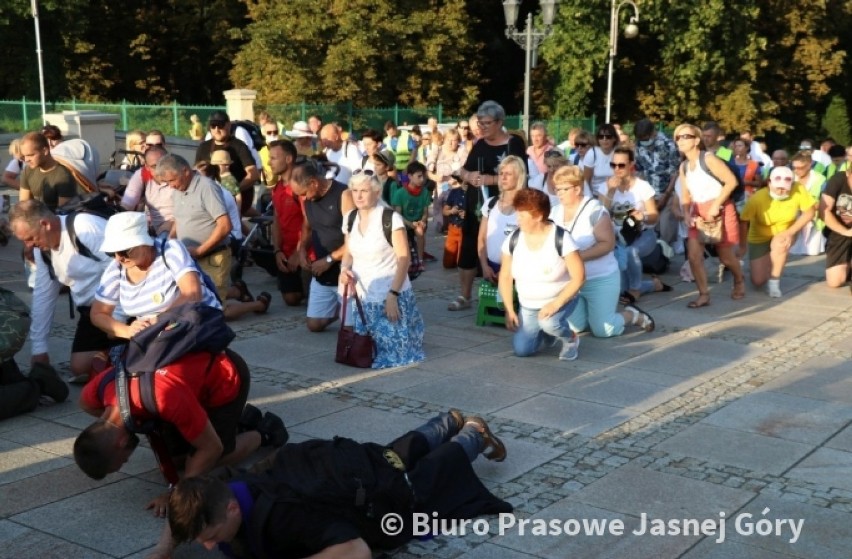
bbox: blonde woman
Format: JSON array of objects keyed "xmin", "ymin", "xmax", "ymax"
[
  {"xmin": 477, "ymin": 155, "xmax": 527, "ymax": 285},
  {"xmin": 675, "ymin": 123, "xmax": 745, "ymax": 308},
  {"xmin": 550, "ymin": 166, "xmax": 654, "ymax": 335},
  {"xmin": 121, "ymin": 129, "xmax": 147, "ymax": 170}
]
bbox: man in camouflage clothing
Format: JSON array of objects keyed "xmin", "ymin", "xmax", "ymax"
[{"xmin": 634, "ymin": 118, "xmax": 681, "ymax": 245}]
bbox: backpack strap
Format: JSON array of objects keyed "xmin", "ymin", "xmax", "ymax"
[
  {"xmin": 487, "ymin": 196, "xmax": 499, "ymax": 212},
  {"xmin": 508, "ymin": 223, "xmax": 565, "ymax": 255},
  {"xmin": 157, "ymin": 232, "xmax": 223, "ymax": 304},
  {"xmin": 65, "ymin": 212, "xmax": 101, "ymax": 262},
  {"xmin": 347, "ymin": 208, "xmax": 394, "ymax": 248},
  {"xmin": 508, "ymin": 228, "xmax": 521, "ymax": 255}
]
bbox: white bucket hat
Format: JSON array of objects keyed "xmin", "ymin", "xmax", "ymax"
[
  {"xmin": 286, "ymin": 121, "xmax": 316, "ymax": 139},
  {"xmin": 100, "ymin": 212, "xmax": 154, "ymax": 253}
]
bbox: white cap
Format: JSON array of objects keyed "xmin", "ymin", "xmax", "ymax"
[{"xmin": 286, "ymin": 121, "xmax": 317, "ymax": 139}]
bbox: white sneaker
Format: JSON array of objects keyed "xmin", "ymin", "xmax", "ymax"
[
  {"xmin": 767, "ymin": 278, "xmax": 782, "ymax": 298},
  {"xmin": 558, "ymin": 334, "xmax": 580, "ymax": 361}
]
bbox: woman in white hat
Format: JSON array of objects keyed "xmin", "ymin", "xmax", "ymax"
[
  {"xmin": 286, "ymin": 121, "xmax": 317, "ymax": 156},
  {"xmin": 89, "ymin": 212, "xmax": 223, "ymax": 339}
]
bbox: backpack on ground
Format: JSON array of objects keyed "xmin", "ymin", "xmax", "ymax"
[
  {"xmin": 97, "ymin": 303, "xmax": 235, "ymax": 434},
  {"xmin": 346, "ymin": 208, "xmax": 422, "ymax": 280},
  {"xmin": 0, "ymin": 287, "xmax": 31, "ymax": 360},
  {"xmin": 232, "ymin": 120, "xmax": 266, "ymax": 152}
]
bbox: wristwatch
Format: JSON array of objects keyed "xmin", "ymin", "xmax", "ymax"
[
  {"xmin": 326, "ymin": 255, "xmax": 334, "ymax": 264},
  {"xmin": 389, "ymin": 289, "xmax": 401, "ymax": 297}
]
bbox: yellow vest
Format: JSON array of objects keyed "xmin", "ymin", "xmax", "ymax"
[{"xmin": 384, "ymin": 130, "xmax": 411, "ymax": 171}]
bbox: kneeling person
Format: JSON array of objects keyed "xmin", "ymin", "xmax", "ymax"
[
  {"xmin": 152, "ymin": 412, "xmax": 512, "ymax": 559},
  {"xmin": 737, "ymin": 166, "xmax": 815, "ymax": 297},
  {"xmin": 74, "ymin": 349, "xmax": 287, "ymax": 514}
]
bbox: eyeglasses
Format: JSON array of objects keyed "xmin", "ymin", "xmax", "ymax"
[
  {"xmin": 478, "ymin": 120, "xmax": 496, "ymax": 127},
  {"xmin": 209, "ymin": 122, "xmax": 227, "ymax": 130},
  {"xmin": 771, "ymin": 176, "xmax": 793, "ymax": 183},
  {"xmin": 597, "ymin": 134, "xmax": 614, "ymax": 140},
  {"xmin": 555, "ymin": 186, "xmax": 578, "ymax": 193},
  {"xmin": 574, "ymin": 142, "xmax": 589, "ymax": 148},
  {"xmin": 674, "ymin": 134, "xmax": 697, "ymax": 141},
  {"xmin": 609, "ymin": 162, "xmax": 629, "ymax": 169}
]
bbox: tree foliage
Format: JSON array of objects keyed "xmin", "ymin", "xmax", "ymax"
[
  {"xmin": 230, "ymin": 0, "xmax": 484, "ymax": 115},
  {"xmin": 541, "ymin": 0, "xmax": 851, "ymax": 136}
]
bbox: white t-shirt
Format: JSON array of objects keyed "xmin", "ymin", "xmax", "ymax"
[
  {"xmin": 482, "ymin": 196, "xmax": 518, "ymax": 264},
  {"xmin": 550, "ymin": 199, "xmax": 619, "ymax": 280},
  {"xmin": 325, "ymin": 142, "xmax": 364, "ymax": 185},
  {"xmin": 684, "ymin": 157, "xmax": 723, "ymax": 203},
  {"xmin": 609, "ymin": 178, "xmax": 656, "ymax": 228},
  {"xmin": 583, "ymin": 147, "xmax": 614, "ymax": 197},
  {"xmin": 5, "ymin": 158, "xmax": 22, "ymax": 175},
  {"xmin": 503, "ymin": 224, "xmax": 578, "ymax": 309},
  {"xmin": 218, "ymin": 184, "xmax": 243, "ymax": 240},
  {"xmin": 343, "ymin": 207, "xmax": 411, "ymax": 303}
]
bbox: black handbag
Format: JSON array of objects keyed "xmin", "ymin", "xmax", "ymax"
[
  {"xmin": 335, "ymin": 284, "xmax": 376, "ymax": 368},
  {"xmin": 620, "ymin": 215, "xmax": 643, "ymax": 246}
]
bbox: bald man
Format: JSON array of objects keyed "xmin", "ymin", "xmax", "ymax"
[{"xmin": 321, "ymin": 124, "xmax": 363, "ymax": 184}]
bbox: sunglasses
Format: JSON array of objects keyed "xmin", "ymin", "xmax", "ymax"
[
  {"xmin": 146, "ymin": 142, "xmax": 163, "ymax": 147},
  {"xmin": 609, "ymin": 162, "xmax": 629, "ymax": 169},
  {"xmin": 675, "ymin": 134, "xmax": 697, "ymax": 141},
  {"xmin": 105, "ymin": 249, "xmax": 131, "ymax": 259},
  {"xmin": 352, "ymin": 169, "xmax": 375, "ymax": 177},
  {"xmin": 574, "ymin": 142, "xmax": 589, "ymax": 148},
  {"xmin": 597, "ymin": 134, "xmax": 614, "ymax": 140},
  {"xmin": 459, "ymin": 125, "xmax": 470, "ymax": 130},
  {"xmin": 209, "ymin": 122, "xmax": 227, "ymax": 130},
  {"xmin": 264, "ymin": 129, "xmax": 279, "ymax": 135}
]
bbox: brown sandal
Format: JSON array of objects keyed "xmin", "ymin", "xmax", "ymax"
[
  {"xmin": 687, "ymin": 293, "xmax": 711, "ymax": 308},
  {"xmin": 465, "ymin": 416, "xmax": 507, "ymax": 462},
  {"xmin": 255, "ymin": 291, "xmax": 272, "ymax": 314}
]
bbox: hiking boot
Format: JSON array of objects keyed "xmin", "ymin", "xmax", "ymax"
[
  {"xmin": 257, "ymin": 411, "xmax": 289, "ymax": 448},
  {"xmin": 29, "ymin": 362, "xmax": 69, "ymax": 403},
  {"xmin": 239, "ymin": 403, "xmax": 263, "ymax": 433}
]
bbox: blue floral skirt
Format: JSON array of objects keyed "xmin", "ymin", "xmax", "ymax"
[{"xmin": 354, "ymin": 289, "xmax": 425, "ymax": 369}]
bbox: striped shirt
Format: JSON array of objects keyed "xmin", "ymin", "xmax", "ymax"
[{"xmin": 95, "ymin": 238, "xmax": 221, "ymax": 319}]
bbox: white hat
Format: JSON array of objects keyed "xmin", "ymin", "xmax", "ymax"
[
  {"xmin": 286, "ymin": 121, "xmax": 316, "ymax": 139},
  {"xmin": 100, "ymin": 212, "xmax": 154, "ymax": 253},
  {"xmin": 210, "ymin": 149, "xmax": 232, "ymax": 165}
]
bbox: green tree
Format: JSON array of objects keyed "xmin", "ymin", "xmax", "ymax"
[
  {"xmin": 231, "ymin": 0, "xmax": 483, "ymax": 115},
  {"xmin": 822, "ymin": 95, "xmax": 851, "ymax": 146}
]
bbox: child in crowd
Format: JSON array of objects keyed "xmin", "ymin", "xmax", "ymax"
[
  {"xmin": 210, "ymin": 149, "xmax": 240, "ymax": 197},
  {"xmin": 374, "ymin": 151, "xmax": 399, "ymax": 206},
  {"xmin": 392, "ymin": 161, "xmax": 431, "ymax": 270},
  {"xmin": 442, "ymin": 176, "xmax": 467, "ymax": 268}
]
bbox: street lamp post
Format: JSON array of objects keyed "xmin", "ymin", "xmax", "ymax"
[
  {"xmin": 502, "ymin": 0, "xmax": 559, "ymax": 138},
  {"xmin": 605, "ymin": 0, "xmax": 639, "ymax": 124}
]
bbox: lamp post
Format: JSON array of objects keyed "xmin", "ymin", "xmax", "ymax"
[
  {"xmin": 502, "ymin": 0, "xmax": 559, "ymax": 138},
  {"xmin": 31, "ymin": 0, "xmax": 48, "ymax": 124},
  {"xmin": 605, "ymin": 0, "xmax": 639, "ymax": 123}
]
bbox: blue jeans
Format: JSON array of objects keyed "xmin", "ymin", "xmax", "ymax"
[
  {"xmin": 513, "ymin": 298, "xmax": 579, "ymax": 357},
  {"xmin": 621, "ymin": 228, "xmax": 658, "ymax": 293},
  {"xmin": 414, "ymin": 412, "xmax": 482, "ymax": 462},
  {"xmin": 569, "ymin": 270, "xmax": 625, "ymax": 338}
]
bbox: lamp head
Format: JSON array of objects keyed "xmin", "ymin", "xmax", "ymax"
[
  {"xmin": 502, "ymin": 0, "xmax": 520, "ymax": 28},
  {"xmin": 541, "ymin": 0, "xmax": 559, "ymax": 26},
  {"xmin": 624, "ymin": 17, "xmax": 639, "ymax": 39}
]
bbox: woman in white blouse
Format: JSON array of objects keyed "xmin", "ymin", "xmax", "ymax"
[{"xmin": 340, "ymin": 171, "xmax": 425, "ymax": 368}]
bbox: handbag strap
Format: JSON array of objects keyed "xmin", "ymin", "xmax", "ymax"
[
  {"xmin": 342, "ymin": 283, "xmax": 372, "ymax": 335},
  {"xmin": 567, "ymin": 198, "xmax": 593, "ymax": 235}
]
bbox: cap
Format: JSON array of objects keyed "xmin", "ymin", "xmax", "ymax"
[
  {"xmin": 208, "ymin": 111, "xmax": 230, "ymax": 126},
  {"xmin": 210, "ymin": 149, "xmax": 233, "ymax": 166},
  {"xmin": 100, "ymin": 212, "xmax": 154, "ymax": 253},
  {"xmin": 285, "ymin": 121, "xmax": 316, "ymax": 139}
]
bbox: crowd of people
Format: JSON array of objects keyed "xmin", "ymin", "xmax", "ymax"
[{"xmin": 0, "ymin": 101, "xmax": 851, "ymax": 558}]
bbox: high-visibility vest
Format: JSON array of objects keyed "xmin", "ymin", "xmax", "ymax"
[
  {"xmin": 385, "ymin": 130, "xmax": 411, "ymax": 171},
  {"xmin": 797, "ymin": 171, "xmax": 827, "ymax": 230},
  {"xmin": 714, "ymin": 145, "xmax": 733, "ymax": 162}
]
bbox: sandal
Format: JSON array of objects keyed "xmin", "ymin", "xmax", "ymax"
[
  {"xmin": 652, "ymin": 276, "xmax": 673, "ymax": 292},
  {"xmin": 233, "ymin": 279, "xmax": 254, "ymax": 303},
  {"xmin": 625, "ymin": 304, "xmax": 655, "ymax": 332},
  {"xmin": 464, "ymin": 416, "xmax": 507, "ymax": 462},
  {"xmin": 619, "ymin": 291, "xmax": 636, "ymax": 305},
  {"xmin": 447, "ymin": 295, "xmax": 471, "ymax": 311},
  {"xmin": 687, "ymin": 293, "xmax": 711, "ymax": 308},
  {"xmin": 731, "ymin": 280, "xmax": 746, "ymax": 300},
  {"xmin": 255, "ymin": 291, "xmax": 272, "ymax": 314}
]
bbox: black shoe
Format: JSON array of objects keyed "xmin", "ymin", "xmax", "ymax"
[
  {"xmin": 239, "ymin": 403, "xmax": 262, "ymax": 433},
  {"xmin": 257, "ymin": 411, "xmax": 289, "ymax": 447},
  {"xmin": 29, "ymin": 363, "xmax": 69, "ymax": 403}
]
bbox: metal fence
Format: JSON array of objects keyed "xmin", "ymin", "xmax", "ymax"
[{"xmin": 0, "ymin": 98, "xmax": 596, "ymax": 141}]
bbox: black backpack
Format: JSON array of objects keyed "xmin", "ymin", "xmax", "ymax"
[
  {"xmin": 48, "ymin": 193, "xmax": 124, "ymax": 266},
  {"xmin": 97, "ymin": 303, "xmax": 235, "ymax": 434},
  {"xmin": 641, "ymin": 242, "xmax": 670, "ymax": 275},
  {"xmin": 507, "ymin": 223, "xmax": 565, "ymax": 255},
  {"xmin": 232, "ymin": 120, "xmax": 266, "ymax": 152}
]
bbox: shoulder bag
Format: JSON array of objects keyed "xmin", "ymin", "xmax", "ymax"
[{"xmin": 335, "ymin": 283, "xmax": 376, "ymax": 368}]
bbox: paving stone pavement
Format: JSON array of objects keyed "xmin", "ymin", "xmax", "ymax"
[{"xmin": 1, "ymin": 224, "xmax": 850, "ymax": 559}]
